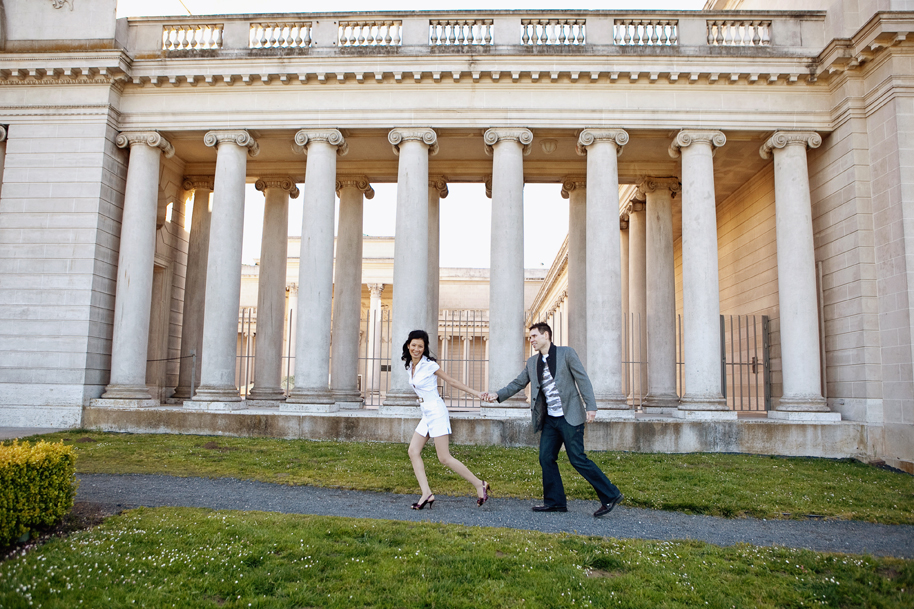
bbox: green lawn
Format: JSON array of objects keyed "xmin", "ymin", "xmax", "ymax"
[
  {"xmin": 1, "ymin": 506, "xmax": 912, "ymax": 609},
  {"xmin": 30, "ymin": 430, "xmax": 914, "ymax": 524}
]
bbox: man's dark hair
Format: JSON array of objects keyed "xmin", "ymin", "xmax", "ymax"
[{"xmin": 528, "ymin": 322, "xmax": 552, "ymax": 340}]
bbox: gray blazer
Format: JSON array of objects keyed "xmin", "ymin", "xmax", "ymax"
[{"xmin": 495, "ymin": 346, "xmax": 596, "ymax": 430}]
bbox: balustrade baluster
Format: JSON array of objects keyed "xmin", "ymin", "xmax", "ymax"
[
  {"xmin": 392, "ymin": 23, "xmax": 401, "ymax": 45},
  {"xmin": 752, "ymin": 21, "xmax": 761, "ymax": 46}
]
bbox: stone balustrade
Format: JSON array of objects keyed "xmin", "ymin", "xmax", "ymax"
[{"xmin": 134, "ymin": 11, "xmax": 825, "ymax": 55}]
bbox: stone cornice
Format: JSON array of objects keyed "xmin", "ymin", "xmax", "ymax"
[
  {"xmin": 817, "ymin": 12, "xmax": 914, "ymax": 77},
  {"xmin": 484, "ymin": 128, "xmax": 533, "ymax": 157},
  {"xmin": 293, "ymin": 129, "xmax": 348, "ymax": 156},
  {"xmin": 668, "ymin": 129, "xmax": 726, "ymax": 158},
  {"xmin": 388, "ymin": 127, "xmax": 438, "ymax": 156},
  {"xmin": 637, "ymin": 177, "xmax": 681, "ymax": 197},
  {"xmin": 256, "ymin": 176, "xmax": 301, "ymax": 198},
  {"xmin": 759, "ymin": 131, "xmax": 822, "ymax": 159},
  {"xmin": 560, "ymin": 176, "xmax": 586, "ymax": 199},
  {"xmin": 576, "ymin": 129, "xmax": 629, "ymax": 157},
  {"xmin": 203, "ymin": 130, "xmax": 260, "ymax": 157},
  {"xmin": 115, "ymin": 131, "xmax": 175, "ymax": 158},
  {"xmin": 336, "ymin": 175, "xmax": 375, "ymax": 199},
  {"xmin": 182, "ymin": 175, "xmax": 215, "ymax": 191},
  {"xmin": 429, "ymin": 175, "xmax": 449, "ymax": 199}
]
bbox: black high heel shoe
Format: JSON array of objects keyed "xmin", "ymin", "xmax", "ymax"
[
  {"xmin": 476, "ymin": 481, "xmax": 490, "ymax": 507},
  {"xmin": 411, "ymin": 495, "xmax": 435, "ymax": 510}
]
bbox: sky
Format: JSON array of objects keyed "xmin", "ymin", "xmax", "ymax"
[{"xmin": 125, "ymin": 0, "xmax": 707, "ymax": 268}]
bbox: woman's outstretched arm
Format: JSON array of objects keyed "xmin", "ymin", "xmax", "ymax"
[{"xmin": 434, "ymin": 368, "xmax": 483, "ymax": 399}]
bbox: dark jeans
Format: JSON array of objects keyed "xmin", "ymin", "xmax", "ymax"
[{"xmin": 539, "ymin": 414, "xmax": 621, "ymax": 508}]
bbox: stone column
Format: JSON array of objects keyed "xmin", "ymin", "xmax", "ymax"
[
  {"xmin": 577, "ymin": 129, "xmax": 632, "ymax": 415},
  {"xmin": 562, "ymin": 176, "xmax": 587, "ymax": 367},
  {"xmin": 669, "ymin": 130, "xmax": 733, "ymax": 419},
  {"xmin": 641, "ymin": 178, "xmax": 682, "ymax": 412},
  {"xmin": 382, "ymin": 128, "xmax": 438, "ymax": 413},
  {"xmin": 186, "ymin": 131, "xmax": 259, "ymax": 410},
  {"xmin": 173, "ymin": 177, "xmax": 213, "ymax": 401},
  {"xmin": 97, "ymin": 132, "xmax": 174, "ymax": 407},
  {"xmin": 331, "ymin": 176, "xmax": 374, "ymax": 409},
  {"xmin": 285, "ymin": 129, "xmax": 348, "ymax": 411},
  {"xmin": 761, "ymin": 132, "xmax": 838, "ymax": 421},
  {"xmin": 619, "ymin": 213, "xmax": 630, "ymax": 400},
  {"xmin": 285, "ymin": 283, "xmax": 298, "ymax": 388},
  {"xmin": 428, "ymin": 176, "xmax": 448, "ymax": 352},
  {"xmin": 626, "ymin": 195, "xmax": 648, "ymax": 402},
  {"xmin": 366, "ymin": 283, "xmax": 385, "ymax": 403},
  {"xmin": 247, "ymin": 177, "xmax": 299, "ymax": 407},
  {"xmin": 484, "ymin": 128, "xmax": 533, "ymax": 416}
]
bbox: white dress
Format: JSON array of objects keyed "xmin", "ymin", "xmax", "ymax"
[{"xmin": 408, "ymin": 356, "xmax": 452, "ymax": 438}]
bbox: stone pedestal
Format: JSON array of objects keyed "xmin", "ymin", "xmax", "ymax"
[
  {"xmin": 578, "ymin": 129, "xmax": 630, "ymax": 411},
  {"xmin": 99, "ymin": 132, "xmax": 173, "ymax": 405},
  {"xmin": 190, "ymin": 130, "xmax": 259, "ymax": 410},
  {"xmin": 331, "ymin": 177, "xmax": 374, "ymax": 410},
  {"xmin": 381, "ymin": 128, "xmax": 438, "ymax": 412},
  {"xmin": 285, "ymin": 129, "xmax": 347, "ymax": 412},
  {"xmin": 670, "ymin": 130, "xmax": 729, "ymax": 412},
  {"xmin": 247, "ymin": 177, "xmax": 298, "ymax": 407}
]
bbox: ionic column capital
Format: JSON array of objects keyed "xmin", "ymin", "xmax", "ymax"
[
  {"xmin": 429, "ymin": 175, "xmax": 449, "ymax": 199},
  {"xmin": 256, "ymin": 176, "xmax": 300, "ymax": 199},
  {"xmin": 336, "ymin": 176, "xmax": 375, "ymax": 199},
  {"xmin": 624, "ymin": 198, "xmax": 646, "ymax": 215},
  {"xmin": 368, "ymin": 283, "xmax": 385, "ymax": 297},
  {"xmin": 294, "ymin": 129, "xmax": 348, "ymax": 156},
  {"xmin": 388, "ymin": 127, "xmax": 438, "ymax": 156},
  {"xmin": 669, "ymin": 130, "xmax": 726, "ymax": 159},
  {"xmin": 116, "ymin": 131, "xmax": 175, "ymax": 158},
  {"xmin": 286, "ymin": 282, "xmax": 299, "ymax": 295},
  {"xmin": 203, "ymin": 130, "xmax": 259, "ymax": 157},
  {"xmin": 576, "ymin": 128, "xmax": 629, "ymax": 157},
  {"xmin": 760, "ymin": 131, "xmax": 822, "ymax": 160},
  {"xmin": 560, "ymin": 176, "xmax": 587, "ymax": 199},
  {"xmin": 182, "ymin": 175, "xmax": 214, "ymax": 191},
  {"xmin": 484, "ymin": 128, "xmax": 533, "ymax": 157},
  {"xmin": 637, "ymin": 177, "xmax": 681, "ymax": 198},
  {"xmin": 0, "ymin": 125, "xmax": 8, "ymax": 143},
  {"xmin": 620, "ymin": 214, "xmax": 630, "ymax": 230},
  {"xmin": 484, "ymin": 175, "xmax": 493, "ymax": 199}
]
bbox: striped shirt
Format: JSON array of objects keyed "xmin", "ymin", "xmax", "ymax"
[{"xmin": 541, "ymin": 354, "xmax": 563, "ymax": 417}]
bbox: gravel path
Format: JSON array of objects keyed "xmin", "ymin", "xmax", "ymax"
[{"xmin": 77, "ymin": 474, "xmax": 914, "ymax": 559}]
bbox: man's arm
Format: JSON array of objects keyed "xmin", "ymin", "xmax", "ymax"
[
  {"xmin": 565, "ymin": 348, "xmax": 597, "ymax": 413},
  {"xmin": 492, "ymin": 365, "xmax": 531, "ymax": 403}
]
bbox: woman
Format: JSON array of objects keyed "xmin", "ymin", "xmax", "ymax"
[{"xmin": 402, "ymin": 329, "xmax": 490, "ymax": 510}]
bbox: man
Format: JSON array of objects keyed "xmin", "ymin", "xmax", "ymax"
[{"xmin": 483, "ymin": 322, "xmax": 623, "ymax": 517}]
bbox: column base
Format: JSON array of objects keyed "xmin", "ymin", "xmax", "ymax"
[
  {"xmin": 595, "ymin": 393, "xmax": 631, "ymax": 411},
  {"xmin": 286, "ymin": 387, "xmax": 335, "ymax": 405},
  {"xmin": 673, "ymin": 408, "xmax": 737, "ymax": 421},
  {"xmin": 643, "ymin": 392, "xmax": 680, "ymax": 413},
  {"xmin": 768, "ymin": 410, "xmax": 841, "ymax": 422},
  {"xmin": 679, "ymin": 393, "xmax": 728, "ymax": 410},
  {"xmin": 171, "ymin": 385, "xmax": 193, "ymax": 400},
  {"xmin": 382, "ymin": 389, "xmax": 420, "ymax": 408},
  {"xmin": 90, "ymin": 397, "xmax": 157, "ymax": 409},
  {"xmin": 183, "ymin": 400, "xmax": 247, "ymax": 412},
  {"xmin": 280, "ymin": 401, "xmax": 340, "ymax": 413},
  {"xmin": 333, "ymin": 388, "xmax": 363, "ymax": 410},
  {"xmin": 245, "ymin": 399, "xmax": 285, "ymax": 409},
  {"xmin": 192, "ymin": 384, "xmax": 242, "ymax": 403},
  {"xmin": 247, "ymin": 387, "xmax": 287, "ymax": 402},
  {"xmin": 100, "ymin": 384, "xmax": 154, "ymax": 401},
  {"xmin": 775, "ymin": 395, "xmax": 830, "ymax": 412}
]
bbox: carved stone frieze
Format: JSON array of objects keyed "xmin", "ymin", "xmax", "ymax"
[
  {"xmin": 759, "ymin": 131, "xmax": 822, "ymax": 159},
  {"xmin": 203, "ymin": 130, "xmax": 259, "ymax": 157},
  {"xmin": 293, "ymin": 129, "xmax": 348, "ymax": 156},
  {"xmin": 115, "ymin": 131, "xmax": 175, "ymax": 158},
  {"xmin": 256, "ymin": 176, "xmax": 301, "ymax": 199},
  {"xmin": 484, "ymin": 128, "xmax": 533, "ymax": 157},
  {"xmin": 388, "ymin": 127, "xmax": 438, "ymax": 156},
  {"xmin": 668, "ymin": 130, "xmax": 726, "ymax": 159},
  {"xmin": 576, "ymin": 128, "xmax": 629, "ymax": 157},
  {"xmin": 336, "ymin": 176, "xmax": 375, "ymax": 199}
]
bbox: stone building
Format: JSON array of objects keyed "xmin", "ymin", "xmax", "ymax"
[{"xmin": 0, "ymin": 0, "xmax": 911, "ymax": 472}]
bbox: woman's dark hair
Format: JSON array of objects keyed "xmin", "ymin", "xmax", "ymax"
[{"xmin": 401, "ymin": 329, "xmax": 437, "ymax": 369}]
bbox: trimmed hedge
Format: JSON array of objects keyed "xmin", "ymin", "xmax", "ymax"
[{"xmin": 0, "ymin": 440, "xmax": 77, "ymax": 546}]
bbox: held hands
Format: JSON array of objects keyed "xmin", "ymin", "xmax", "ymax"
[{"xmin": 479, "ymin": 392, "xmax": 498, "ymax": 403}]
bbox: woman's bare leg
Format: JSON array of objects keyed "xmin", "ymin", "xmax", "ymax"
[
  {"xmin": 408, "ymin": 432, "xmax": 433, "ymax": 500},
  {"xmin": 433, "ymin": 434, "xmax": 487, "ymax": 498}
]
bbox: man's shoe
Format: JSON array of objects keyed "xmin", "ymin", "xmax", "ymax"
[
  {"xmin": 594, "ymin": 494, "xmax": 624, "ymax": 518},
  {"xmin": 531, "ymin": 505, "xmax": 567, "ymax": 512}
]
